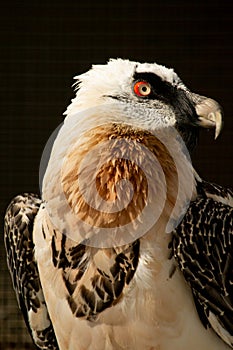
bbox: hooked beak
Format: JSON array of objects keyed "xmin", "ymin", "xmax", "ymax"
[{"xmin": 194, "ymin": 96, "xmax": 223, "ymax": 139}]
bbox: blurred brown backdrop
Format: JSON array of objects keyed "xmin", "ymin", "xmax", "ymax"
[{"xmin": 0, "ymin": 1, "xmax": 232, "ymax": 349}]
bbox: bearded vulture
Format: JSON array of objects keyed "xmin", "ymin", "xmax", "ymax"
[{"xmin": 4, "ymin": 59, "xmax": 233, "ymax": 350}]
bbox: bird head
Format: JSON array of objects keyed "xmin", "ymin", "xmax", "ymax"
[
  {"xmin": 65, "ymin": 58, "xmax": 223, "ymax": 152},
  {"xmin": 43, "ymin": 59, "xmax": 223, "ymax": 247}
]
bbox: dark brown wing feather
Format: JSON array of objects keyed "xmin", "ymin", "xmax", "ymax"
[
  {"xmin": 4, "ymin": 194, "xmax": 59, "ymax": 349},
  {"xmin": 172, "ymin": 182, "xmax": 233, "ymax": 348},
  {"xmin": 49, "ymin": 227, "xmax": 140, "ymax": 321}
]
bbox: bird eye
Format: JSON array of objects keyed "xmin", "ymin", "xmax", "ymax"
[{"xmin": 133, "ymin": 81, "xmax": 151, "ymax": 97}]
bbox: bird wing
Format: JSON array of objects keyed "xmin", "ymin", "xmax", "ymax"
[
  {"xmin": 44, "ymin": 214, "xmax": 140, "ymax": 321},
  {"xmin": 172, "ymin": 181, "xmax": 233, "ymax": 348},
  {"xmin": 4, "ymin": 193, "xmax": 59, "ymax": 349}
]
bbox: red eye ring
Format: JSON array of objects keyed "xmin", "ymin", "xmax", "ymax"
[{"xmin": 133, "ymin": 81, "xmax": 151, "ymax": 97}]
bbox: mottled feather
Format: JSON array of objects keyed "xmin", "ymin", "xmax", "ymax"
[
  {"xmin": 4, "ymin": 194, "xmax": 59, "ymax": 349},
  {"xmin": 172, "ymin": 182, "xmax": 233, "ymax": 348},
  {"xmin": 44, "ymin": 220, "xmax": 140, "ymax": 320}
]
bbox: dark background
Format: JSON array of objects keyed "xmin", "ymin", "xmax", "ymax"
[{"xmin": 0, "ymin": 1, "xmax": 232, "ymax": 349}]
